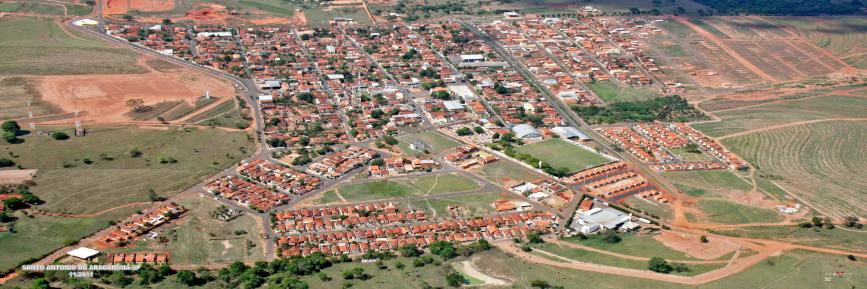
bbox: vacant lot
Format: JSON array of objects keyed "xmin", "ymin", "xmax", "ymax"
[
  {"xmin": 0, "ymin": 205, "xmax": 143, "ymax": 273},
  {"xmin": 477, "ymin": 160, "xmax": 543, "ymax": 185},
  {"xmin": 0, "ymin": 77, "xmax": 62, "ymax": 120},
  {"xmin": 335, "ymin": 180, "xmax": 421, "ymax": 202},
  {"xmin": 516, "ymin": 139, "xmax": 610, "ymax": 173},
  {"xmin": 693, "ymin": 95, "xmax": 867, "ymax": 137},
  {"xmin": 108, "ymin": 195, "xmax": 265, "ymax": 265},
  {"xmin": 723, "ymin": 120, "xmax": 867, "ymax": 218},
  {"xmin": 588, "ymin": 81, "xmax": 660, "ymax": 102},
  {"xmin": 663, "ymin": 170, "xmax": 752, "ymax": 196},
  {"xmin": 712, "ymin": 225, "xmax": 867, "ymax": 253},
  {"xmin": 411, "ymin": 191, "xmax": 516, "ymax": 218},
  {"xmin": 0, "ymin": 16, "xmax": 144, "ymax": 75},
  {"xmin": 2, "ymin": 126, "xmax": 253, "ymax": 214},
  {"xmin": 396, "ymin": 130, "xmax": 460, "ymax": 156},
  {"xmin": 402, "ymin": 173, "xmax": 481, "ymax": 194}
]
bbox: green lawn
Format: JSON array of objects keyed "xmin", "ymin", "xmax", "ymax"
[
  {"xmin": 303, "ymin": 6, "xmax": 372, "ymax": 26},
  {"xmin": 401, "ymin": 173, "xmax": 481, "ymax": 194},
  {"xmin": 0, "ymin": 205, "xmax": 145, "ymax": 273},
  {"xmin": 515, "ymin": 139, "xmax": 610, "ymax": 173},
  {"xmin": 3, "ymin": 126, "xmax": 253, "ymax": 214},
  {"xmin": 562, "ymin": 233, "xmax": 701, "ymax": 261},
  {"xmin": 690, "ymin": 19, "xmax": 729, "ymax": 39},
  {"xmin": 315, "ymin": 190, "xmax": 342, "ymax": 205},
  {"xmin": 396, "ymin": 130, "xmax": 460, "ymax": 156},
  {"xmin": 477, "ymin": 160, "xmax": 542, "ymax": 185},
  {"xmin": 588, "ymin": 81, "xmax": 660, "ymax": 102},
  {"xmin": 336, "ymin": 180, "xmax": 421, "ymax": 202},
  {"xmin": 696, "ymin": 199, "xmax": 783, "ymax": 224},
  {"xmin": 0, "ymin": 16, "xmax": 145, "ymax": 75}
]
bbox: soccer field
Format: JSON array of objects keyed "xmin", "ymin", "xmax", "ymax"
[{"xmin": 515, "ymin": 139, "xmax": 611, "ymax": 173}]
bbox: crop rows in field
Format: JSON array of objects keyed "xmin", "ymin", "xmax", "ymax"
[
  {"xmin": 704, "ymin": 18, "xmax": 794, "ymax": 40},
  {"xmin": 723, "ymin": 120, "xmax": 867, "ymax": 218},
  {"xmin": 767, "ymin": 17, "xmax": 867, "ymax": 69},
  {"xmin": 724, "ymin": 40, "xmax": 798, "ymax": 81}
]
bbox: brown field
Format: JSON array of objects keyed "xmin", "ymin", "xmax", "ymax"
[
  {"xmin": 653, "ymin": 230, "xmax": 738, "ymax": 260},
  {"xmin": 34, "ymin": 56, "xmax": 234, "ymax": 123},
  {"xmin": 0, "ymin": 169, "xmax": 37, "ymax": 185},
  {"xmin": 104, "ymin": 0, "xmax": 174, "ymax": 15}
]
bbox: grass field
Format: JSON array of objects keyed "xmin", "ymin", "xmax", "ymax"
[
  {"xmin": 588, "ymin": 81, "xmax": 660, "ymax": 102},
  {"xmin": 693, "ymin": 199, "xmax": 783, "ymax": 224},
  {"xmin": 693, "ymin": 95, "xmax": 867, "ymax": 137},
  {"xmin": 0, "ymin": 16, "xmax": 145, "ymax": 75},
  {"xmin": 531, "ymin": 242, "xmax": 724, "ymax": 276},
  {"xmin": 562, "ymin": 233, "xmax": 701, "ymax": 261},
  {"xmin": 2, "ymin": 126, "xmax": 253, "ymax": 214},
  {"xmin": 723, "ymin": 120, "xmax": 867, "ymax": 218},
  {"xmin": 690, "ymin": 19, "xmax": 729, "ymax": 38},
  {"xmin": 477, "ymin": 159, "xmax": 543, "ymax": 185},
  {"xmin": 711, "ymin": 225, "xmax": 867, "ymax": 252},
  {"xmin": 663, "ymin": 170, "xmax": 752, "ymax": 196},
  {"xmin": 402, "ymin": 173, "xmax": 481, "ymax": 194},
  {"xmin": 0, "ymin": 205, "xmax": 144, "ymax": 273},
  {"xmin": 515, "ymin": 139, "xmax": 610, "ymax": 173},
  {"xmin": 396, "ymin": 130, "xmax": 460, "ymax": 156},
  {"xmin": 304, "ymin": 6, "xmax": 371, "ymax": 26}
]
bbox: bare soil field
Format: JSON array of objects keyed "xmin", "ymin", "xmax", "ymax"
[
  {"xmin": 0, "ymin": 169, "xmax": 37, "ymax": 185},
  {"xmin": 653, "ymin": 230, "xmax": 738, "ymax": 260},
  {"xmin": 104, "ymin": 0, "xmax": 174, "ymax": 15},
  {"xmin": 33, "ymin": 56, "xmax": 234, "ymax": 123},
  {"xmin": 765, "ymin": 16, "xmax": 867, "ymax": 69}
]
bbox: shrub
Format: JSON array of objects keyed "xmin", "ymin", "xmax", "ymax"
[
  {"xmin": 383, "ymin": 136, "xmax": 398, "ymax": 145},
  {"xmin": 648, "ymin": 257, "xmax": 672, "ymax": 273},
  {"xmin": 445, "ymin": 272, "xmax": 466, "ymax": 287},
  {"xmin": 456, "ymin": 127, "xmax": 473, "ymax": 136},
  {"xmin": 0, "ymin": 158, "xmax": 14, "ymax": 167},
  {"xmin": 700, "ymin": 235, "xmax": 709, "ymax": 243},
  {"xmin": 51, "ymin": 132, "xmax": 70, "ymax": 140}
]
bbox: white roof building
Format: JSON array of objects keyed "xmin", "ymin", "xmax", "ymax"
[
  {"xmin": 67, "ymin": 247, "xmax": 100, "ymax": 260},
  {"xmin": 443, "ymin": 100, "xmax": 465, "ymax": 111},
  {"xmin": 512, "ymin": 124, "xmax": 542, "ymax": 139}
]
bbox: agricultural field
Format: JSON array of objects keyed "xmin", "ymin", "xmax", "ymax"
[
  {"xmin": 693, "ymin": 95, "xmax": 867, "ymax": 137},
  {"xmin": 2, "ymin": 125, "xmax": 253, "ymax": 214},
  {"xmin": 723, "ymin": 120, "xmax": 867, "ymax": 218},
  {"xmin": 0, "ymin": 205, "xmax": 144, "ymax": 273},
  {"xmin": 515, "ymin": 139, "xmax": 610, "ymax": 174},
  {"xmin": 767, "ymin": 16, "xmax": 867, "ymax": 69},
  {"xmin": 663, "ymin": 170, "xmax": 752, "ymax": 196},
  {"xmin": 500, "ymin": 0, "xmax": 709, "ymax": 15},
  {"xmin": 0, "ymin": 16, "xmax": 145, "ymax": 75},
  {"xmin": 396, "ymin": 131, "xmax": 460, "ymax": 156},
  {"xmin": 588, "ymin": 81, "xmax": 660, "ymax": 102},
  {"xmin": 0, "ymin": 2, "xmax": 90, "ymax": 16}
]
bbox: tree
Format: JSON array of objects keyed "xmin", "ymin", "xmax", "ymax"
[
  {"xmin": 2, "ymin": 120, "xmax": 21, "ymax": 134},
  {"xmin": 51, "ymin": 132, "xmax": 70, "ymax": 140},
  {"xmin": 268, "ymin": 138, "xmax": 287, "ymax": 147},
  {"xmin": 530, "ymin": 279, "xmax": 551, "ymax": 288},
  {"xmin": 32, "ymin": 278, "xmax": 51, "ymax": 289},
  {"xmin": 527, "ymin": 232, "xmax": 544, "ymax": 244},
  {"xmin": 2, "ymin": 131, "xmax": 19, "ymax": 144},
  {"xmin": 176, "ymin": 270, "xmax": 199, "ymax": 286},
  {"xmin": 603, "ymin": 232, "xmax": 621, "ymax": 244},
  {"xmin": 473, "ymin": 126, "xmax": 484, "ymax": 134},
  {"xmin": 700, "ymin": 235, "xmax": 709, "ymax": 243},
  {"xmin": 121, "ymin": 14, "xmax": 134, "ymax": 21},
  {"xmin": 648, "ymin": 257, "xmax": 673, "ymax": 273},
  {"xmin": 162, "ymin": 18, "xmax": 172, "ymax": 25},
  {"xmin": 3, "ymin": 197, "xmax": 26, "ymax": 211},
  {"xmin": 456, "ymin": 127, "xmax": 473, "ymax": 136},
  {"xmin": 342, "ymin": 267, "xmax": 369, "ymax": 280},
  {"xmin": 399, "ymin": 244, "xmax": 421, "ymax": 257},
  {"xmin": 0, "ymin": 158, "xmax": 14, "ymax": 167},
  {"xmin": 445, "ymin": 272, "xmax": 466, "ymax": 287},
  {"xmin": 383, "ymin": 136, "xmax": 398, "ymax": 146},
  {"xmin": 429, "ymin": 241, "xmax": 457, "ymax": 259}
]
